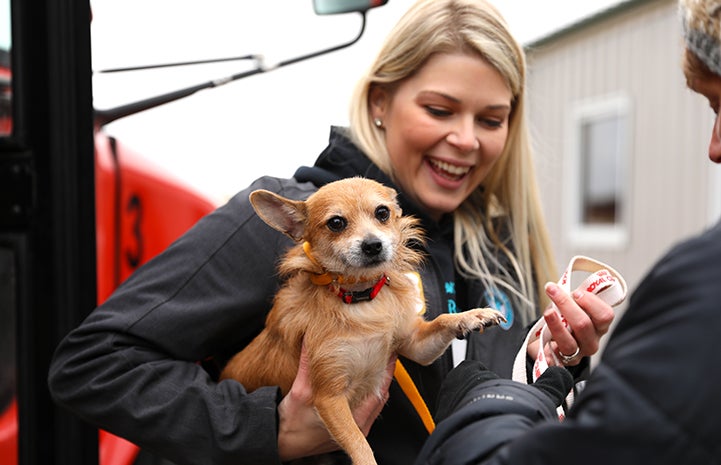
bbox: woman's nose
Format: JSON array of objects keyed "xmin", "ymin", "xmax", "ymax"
[
  {"xmin": 709, "ymin": 113, "xmax": 721, "ymax": 163},
  {"xmin": 446, "ymin": 118, "xmax": 480, "ymax": 152}
]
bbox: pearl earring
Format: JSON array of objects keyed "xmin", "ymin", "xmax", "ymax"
[{"xmin": 374, "ymin": 118, "xmax": 383, "ymax": 128}]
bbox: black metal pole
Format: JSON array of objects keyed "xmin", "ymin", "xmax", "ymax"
[{"xmin": 8, "ymin": 0, "xmax": 98, "ymax": 463}]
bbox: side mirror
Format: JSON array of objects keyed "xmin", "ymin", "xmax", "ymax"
[
  {"xmin": 95, "ymin": 1, "xmax": 390, "ymax": 126},
  {"xmin": 313, "ymin": 0, "xmax": 388, "ymax": 15}
]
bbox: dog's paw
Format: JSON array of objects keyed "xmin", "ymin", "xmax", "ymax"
[{"xmin": 455, "ymin": 308, "xmax": 506, "ymax": 338}]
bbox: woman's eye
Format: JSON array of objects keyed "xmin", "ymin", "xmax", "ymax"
[
  {"xmin": 375, "ymin": 206, "xmax": 390, "ymax": 222},
  {"xmin": 326, "ymin": 216, "xmax": 347, "ymax": 232},
  {"xmin": 477, "ymin": 116, "xmax": 505, "ymax": 128},
  {"xmin": 426, "ymin": 106, "xmax": 451, "ymax": 117}
]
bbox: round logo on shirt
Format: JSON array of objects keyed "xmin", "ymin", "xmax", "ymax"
[{"xmin": 483, "ymin": 288, "xmax": 513, "ymax": 330}]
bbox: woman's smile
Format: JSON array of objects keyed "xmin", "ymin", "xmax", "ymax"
[{"xmin": 426, "ymin": 156, "xmax": 473, "ymax": 181}]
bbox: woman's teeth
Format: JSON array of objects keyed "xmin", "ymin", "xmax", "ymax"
[{"xmin": 428, "ymin": 158, "xmax": 471, "ymax": 179}]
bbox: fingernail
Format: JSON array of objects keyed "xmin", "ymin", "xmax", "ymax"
[
  {"xmin": 573, "ymin": 289, "xmax": 583, "ymax": 300},
  {"xmin": 545, "ymin": 282, "xmax": 558, "ymax": 297}
]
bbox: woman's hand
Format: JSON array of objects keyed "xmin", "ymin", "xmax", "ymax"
[
  {"xmin": 276, "ymin": 345, "xmax": 395, "ymax": 461},
  {"xmin": 527, "ymin": 282, "xmax": 615, "ymax": 367}
]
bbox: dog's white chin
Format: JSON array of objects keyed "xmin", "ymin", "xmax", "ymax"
[{"xmin": 344, "ymin": 251, "xmax": 392, "ymax": 268}]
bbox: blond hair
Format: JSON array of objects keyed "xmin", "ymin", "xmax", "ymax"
[{"xmin": 348, "ymin": 0, "xmax": 556, "ymax": 323}]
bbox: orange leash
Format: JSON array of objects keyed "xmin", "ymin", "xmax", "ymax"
[{"xmin": 393, "ymin": 359, "xmax": 435, "ymax": 434}]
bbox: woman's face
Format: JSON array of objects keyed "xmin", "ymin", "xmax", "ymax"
[
  {"xmin": 370, "ymin": 52, "xmax": 513, "ymax": 221},
  {"xmin": 688, "ymin": 73, "xmax": 721, "ymax": 164}
]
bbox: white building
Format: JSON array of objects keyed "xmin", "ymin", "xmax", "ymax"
[{"xmin": 526, "ymin": 0, "xmax": 721, "ymax": 297}]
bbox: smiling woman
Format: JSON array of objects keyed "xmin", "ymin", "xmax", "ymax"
[{"xmin": 49, "ymin": 2, "xmax": 619, "ymax": 465}]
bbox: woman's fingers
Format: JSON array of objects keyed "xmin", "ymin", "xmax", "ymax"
[
  {"xmin": 542, "ymin": 306, "xmax": 581, "ymax": 365},
  {"xmin": 544, "ymin": 282, "xmax": 615, "ymax": 364},
  {"xmin": 278, "ymin": 346, "xmax": 394, "ymax": 460}
]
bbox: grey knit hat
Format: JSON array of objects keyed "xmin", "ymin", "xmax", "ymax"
[{"xmin": 680, "ymin": 0, "xmax": 721, "ymax": 75}]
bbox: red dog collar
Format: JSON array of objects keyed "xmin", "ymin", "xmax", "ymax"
[{"xmin": 336, "ymin": 275, "xmax": 389, "ymax": 304}]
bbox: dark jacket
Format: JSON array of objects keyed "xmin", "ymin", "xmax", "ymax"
[
  {"xmin": 414, "ymin": 219, "xmax": 721, "ymax": 465},
  {"xmin": 48, "ymin": 127, "xmax": 535, "ymax": 465}
]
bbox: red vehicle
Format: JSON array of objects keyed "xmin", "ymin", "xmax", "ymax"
[{"xmin": 0, "ymin": 1, "xmax": 387, "ymax": 464}]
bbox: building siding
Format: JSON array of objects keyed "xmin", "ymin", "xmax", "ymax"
[{"xmin": 526, "ymin": 0, "xmax": 715, "ymax": 298}]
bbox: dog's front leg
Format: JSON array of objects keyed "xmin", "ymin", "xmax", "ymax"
[
  {"xmin": 399, "ymin": 308, "xmax": 504, "ymax": 365},
  {"xmin": 314, "ymin": 394, "xmax": 376, "ymax": 465}
]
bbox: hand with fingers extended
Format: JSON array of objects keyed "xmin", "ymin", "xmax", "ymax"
[
  {"xmin": 415, "ymin": 360, "xmax": 574, "ymax": 465},
  {"xmin": 277, "ymin": 344, "xmax": 395, "ymax": 462},
  {"xmin": 527, "ymin": 282, "xmax": 615, "ymax": 368}
]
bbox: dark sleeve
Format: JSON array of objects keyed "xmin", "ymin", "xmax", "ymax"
[
  {"xmin": 416, "ymin": 224, "xmax": 721, "ymax": 465},
  {"xmin": 48, "ymin": 177, "xmax": 316, "ymax": 465},
  {"xmin": 414, "ymin": 376, "xmax": 560, "ymax": 465}
]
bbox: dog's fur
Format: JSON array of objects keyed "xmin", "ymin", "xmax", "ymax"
[{"xmin": 220, "ymin": 177, "xmax": 503, "ymax": 465}]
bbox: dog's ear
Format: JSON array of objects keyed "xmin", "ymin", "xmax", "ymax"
[
  {"xmin": 249, "ymin": 190, "xmax": 307, "ymax": 242},
  {"xmin": 382, "ymin": 185, "xmax": 403, "ymax": 218}
]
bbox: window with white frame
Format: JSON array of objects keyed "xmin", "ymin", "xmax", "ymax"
[{"xmin": 566, "ymin": 95, "xmax": 631, "ymax": 248}]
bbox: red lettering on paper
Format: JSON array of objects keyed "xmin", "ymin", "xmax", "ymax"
[{"xmin": 560, "ymin": 271, "xmax": 569, "ymax": 286}]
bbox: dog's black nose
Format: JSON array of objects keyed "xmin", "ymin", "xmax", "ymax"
[{"xmin": 361, "ymin": 239, "xmax": 383, "ymax": 257}]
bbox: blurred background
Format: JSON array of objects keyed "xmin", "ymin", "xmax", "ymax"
[
  {"xmin": 89, "ymin": 0, "xmax": 622, "ymax": 203},
  {"xmin": 89, "ymin": 0, "xmax": 720, "ymax": 289}
]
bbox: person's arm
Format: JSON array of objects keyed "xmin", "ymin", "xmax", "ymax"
[
  {"xmin": 415, "ymin": 361, "xmax": 572, "ymax": 465},
  {"xmin": 49, "ymin": 183, "xmax": 289, "ymax": 465},
  {"xmin": 48, "ymin": 176, "xmax": 396, "ymax": 465}
]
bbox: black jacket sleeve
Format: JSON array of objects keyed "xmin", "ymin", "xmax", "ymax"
[
  {"xmin": 48, "ymin": 177, "xmax": 318, "ymax": 465},
  {"xmin": 414, "ymin": 361, "xmax": 570, "ymax": 465}
]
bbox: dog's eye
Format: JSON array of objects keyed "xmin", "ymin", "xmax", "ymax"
[
  {"xmin": 375, "ymin": 206, "xmax": 391, "ymax": 223},
  {"xmin": 326, "ymin": 216, "xmax": 347, "ymax": 232}
]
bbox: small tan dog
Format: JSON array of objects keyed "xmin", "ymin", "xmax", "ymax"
[{"xmin": 220, "ymin": 177, "xmax": 503, "ymax": 465}]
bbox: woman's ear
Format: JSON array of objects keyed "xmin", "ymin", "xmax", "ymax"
[{"xmin": 369, "ymin": 85, "xmax": 389, "ymax": 122}]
